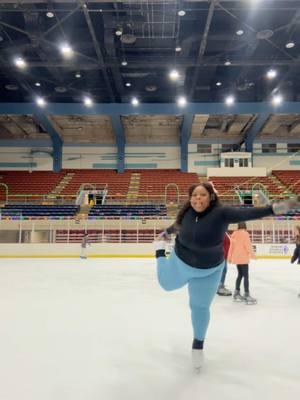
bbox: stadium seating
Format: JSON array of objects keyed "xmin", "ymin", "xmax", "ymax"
[
  {"xmin": 59, "ymin": 169, "xmax": 132, "ymax": 199},
  {"xmin": 88, "ymin": 204, "xmax": 167, "ymax": 219},
  {"xmin": 272, "ymin": 170, "xmax": 300, "ymax": 195},
  {"xmin": 0, "ymin": 204, "xmax": 79, "ymax": 219}
]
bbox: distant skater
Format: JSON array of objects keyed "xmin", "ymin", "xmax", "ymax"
[
  {"xmin": 80, "ymin": 233, "xmax": 89, "ymax": 259},
  {"xmin": 217, "ymin": 232, "xmax": 232, "ymax": 296},
  {"xmin": 291, "ymin": 225, "xmax": 300, "ymax": 265},
  {"xmin": 228, "ymin": 222, "xmax": 257, "ymax": 304}
]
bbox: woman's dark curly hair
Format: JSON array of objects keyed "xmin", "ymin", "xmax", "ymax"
[{"xmin": 175, "ymin": 182, "xmax": 220, "ymax": 226}]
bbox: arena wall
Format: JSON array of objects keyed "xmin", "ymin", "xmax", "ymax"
[{"xmin": 0, "ymin": 243, "xmax": 293, "ymax": 258}]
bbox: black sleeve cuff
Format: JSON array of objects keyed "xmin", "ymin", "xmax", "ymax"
[{"xmin": 156, "ymin": 249, "xmax": 166, "ymax": 258}]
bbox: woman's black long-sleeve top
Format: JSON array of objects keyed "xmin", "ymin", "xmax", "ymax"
[{"xmin": 166, "ymin": 205, "xmax": 274, "ymax": 269}]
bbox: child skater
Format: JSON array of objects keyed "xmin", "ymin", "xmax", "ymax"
[
  {"xmin": 154, "ymin": 182, "xmax": 298, "ymax": 372},
  {"xmin": 228, "ymin": 222, "xmax": 256, "ymax": 304}
]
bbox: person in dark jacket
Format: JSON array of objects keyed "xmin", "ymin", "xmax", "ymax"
[
  {"xmin": 217, "ymin": 232, "xmax": 232, "ymax": 296},
  {"xmin": 291, "ymin": 225, "xmax": 300, "ymax": 264},
  {"xmin": 154, "ymin": 182, "xmax": 299, "ymax": 372}
]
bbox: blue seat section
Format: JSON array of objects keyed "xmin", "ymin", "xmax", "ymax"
[
  {"xmin": 88, "ymin": 204, "xmax": 167, "ymax": 218},
  {"xmin": 1, "ymin": 204, "xmax": 79, "ymax": 218}
]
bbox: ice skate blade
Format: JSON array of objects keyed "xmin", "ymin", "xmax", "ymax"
[
  {"xmin": 244, "ymin": 301, "xmax": 257, "ymax": 305},
  {"xmin": 218, "ymin": 293, "xmax": 232, "ymax": 296}
]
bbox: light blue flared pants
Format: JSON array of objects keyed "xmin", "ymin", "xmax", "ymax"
[{"xmin": 156, "ymin": 250, "xmax": 224, "ymax": 340}]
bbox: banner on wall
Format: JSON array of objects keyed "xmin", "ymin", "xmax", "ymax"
[{"xmin": 254, "ymin": 244, "xmax": 293, "ymax": 257}]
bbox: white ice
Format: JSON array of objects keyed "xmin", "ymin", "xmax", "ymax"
[{"xmin": 0, "ymin": 257, "xmax": 299, "ymax": 400}]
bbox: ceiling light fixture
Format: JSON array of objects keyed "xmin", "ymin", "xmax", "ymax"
[
  {"xmin": 115, "ymin": 28, "xmax": 123, "ymax": 36},
  {"xmin": 177, "ymin": 96, "xmax": 187, "ymax": 107},
  {"xmin": 216, "ymin": 82, "xmax": 222, "ymax": 87},
  {"xmin": 266, "ymin": 69, "xmax": 277, "ymax": 79},
  {"xmin": 236, "ymin": 30, "xmax": 244, "ymax": 36},
  {"xmin": 60, "ymin": 43, "xmax": 73, "ymax": 58},
  {"xmin": 14, "ymin": 57, "xmax": 26, "ymax": 69},
  {"xmin": 175, "ymin": 47, "xmax": 182, "ymax": 52},
  {"xmin": 131, "ymin": 97, "xmax": 139, "ymax": 106},
  {"xmin": 36, "ymin": 96, "xmax": 46, "ymax": 107},
  {"xmin": 272, "ymin": 94, "xmax": 283, "ymax": 106},
  {"xmin": 125, "ymin": 82, "xmax": 131, "ymax": 87},
  {"xmin": 46, "ymin": 11, "xmax": 54, "ymax": 18},
  {"xmin": 178, "ymin": 10, "xmax": 186, "ymax": 17},
  {"xmin": 285, "ymin": 42, "xmax": 295, "ymax": 49},
  {"xmin": 225, "ymin": 95, "xmax": 235, "ymax": 106},
  {"xmin": 224, "ymin": 60, "xmax": 231, "ymax": 66},
  {"xmin": 75, "ymin": 72, "xmax": 81, "ymax": 78},
  {"xmin": 121, "ymin": 60, "xmax": 128, "ymax": 66},
  {"xmin": 35, "ymin": 82, "xmax": 41, "ymax": 87},
  {"xmin": 84, "ymin": 96, "xmax": 93, "ymax": 107},
  {"xmin": 169, "ymin": 69, "xmax": 179, "ymax": 81}
]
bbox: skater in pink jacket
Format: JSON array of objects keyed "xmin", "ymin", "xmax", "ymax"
[{"xmin": 228, "ymin": 222, "xmax": 256, "ymax": 304}]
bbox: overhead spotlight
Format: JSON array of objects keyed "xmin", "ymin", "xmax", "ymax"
[
  {"xmin": 224, "ymin": 60, "xmax": 231, "ymax": 66},
  {"xmin": 121, "ymin": 60, "xmax": 128, "ymax": 66},
  {"xmin": 83, "ymin": 96, "xmax": 93, "ymax": 107},
  {"xmin": 175, "ymin": 47, "xmax": 182, "ymax": 52},
  {"xmin": 60, "ymin": 43, "xmax": 73, "ymax": 57},
  {"xmin": 46, "ymin": 11, "xmax": 54, "ymax": 18},
  {"xmin": 35, "ymin": 82, "xmax": 41, "ymax": 87},
  {"xmin": 225, "ymin": 95, "xmax": 235, "ymax": 106},
  {"xmin": 36, "ymin": 96, "xmax": 46, "ymax": 107},
  {"xmin": 177, "ymin": 96, "xmax": 187, "ymax": 107},
  {"xmin": 286, "ymin": 42, "xmax": 295, "ymax": 49},
  {"xmin": 131, "ymin": 97, "xmax": 139, "ymax": 106},
  {"xmin": 236, "ymin": 30, "xmax": 244, "ymax": 36},
  {"xmin": 14, "ymin": 57, "xmax": 26, "ymax": 69},
  {"xmin": 272, "ymin": 94, "xmax": 283, "ymax": 106},
  {"xmin": 169, "ymin": 69, "xmax": 179, "ymax": 81},
  {"xmin": 125, "ymin": 82, "xmax": 131, "ymax": 87},
  {"xmin": 115, "ymin": 27, "xmax": 123, "ymax": 36},
  {"xmin": 75, "ymin": 72, "xmax": 81, "ymax": 78},
  {"xmin": 178, "ymin": 10, "xmax": 186, "ymax": 17},
  {"xmin": 216, "ymin": 82, "xmax": 222, "ymax": 87},
  {"xmin": 266, "ymin": 69, "xmax": 277, "ymax": 79}
]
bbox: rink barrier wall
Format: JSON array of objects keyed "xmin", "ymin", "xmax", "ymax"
[{"xmin": 0, "ymin": 243, "xmax": 294, "ymax": 258}]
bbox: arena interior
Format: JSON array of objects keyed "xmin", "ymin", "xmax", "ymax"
[{"xmin": 0, "ymin": 1, "xmax": 300, "ymax": 399}]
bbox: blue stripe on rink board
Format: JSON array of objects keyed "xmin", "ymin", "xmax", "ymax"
[{"xmin": 290, "ymin": 160, "xmax": 300, "ymax": 165}]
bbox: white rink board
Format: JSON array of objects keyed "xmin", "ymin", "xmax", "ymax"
[{"xmin": 0, "ymin": 243, "xmax": 295, "ymax": 258}]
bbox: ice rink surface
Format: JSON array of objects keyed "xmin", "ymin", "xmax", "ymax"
[{"xmin": 0, "ymin": 257, "xmax": 299, "ymax": 400}]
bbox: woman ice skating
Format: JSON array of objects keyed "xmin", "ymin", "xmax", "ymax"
[
  {"xmin": 228, "ymin": 222, "xmax": 256, "ymax": 304},
  {"xmin": 154, "ymin": 183, "xmax": 299, "ymax": 372}
]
